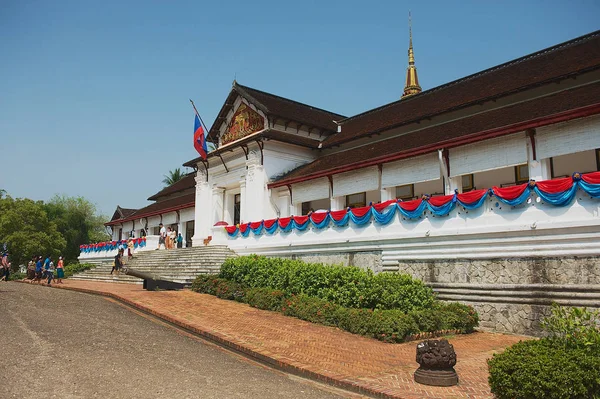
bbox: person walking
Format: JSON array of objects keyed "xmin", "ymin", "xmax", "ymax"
[
  {"xmin": 46, "ymin": 259, "xmax": 55, "ymax": 285},
  {"xmin": 110, "ymin": 249, "xmax": 123, "ymax": 275},
  {"xmin": 127, "ymin": 238, "xmax": 134, "ymax": 260},
  {"xmin": 43, "ymin": 255, "xmax": 52, "ymax": 283},
  {"xmin": 34, "ymin": 256, "xmax": 43, "ymax": 283},
  {"xmin": 27, "ymin": 256, "xmax": 36, "ymax": 280},
  {"xmin": 157, "ymin": 223, "xmax": 166, "ymax": 250},
  {"xmin": 176, "ymin": 233, "xmax": 183, "ymax": 249},
  {"xmin": 0, "ymin": 252, "xmax": 9, "ymax": 281},
  {"xmin": 56, "ymin": 256, "xmax": 64, "ymax": 284}
]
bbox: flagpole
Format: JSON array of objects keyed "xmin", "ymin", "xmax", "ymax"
[{"xmin": 189, "ymin": 99, "xmax": 211, "ymax": 136}]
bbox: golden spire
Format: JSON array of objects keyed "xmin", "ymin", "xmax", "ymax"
[{"xmin": 402, "ymin": 11, "xmax": 422, "ymax": 99}]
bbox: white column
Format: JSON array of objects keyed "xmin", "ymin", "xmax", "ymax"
[
  {"xmin": 211, "ymin": 187, "xmax": 225, "ymax": 225},
  {"xmin": 223, "ymin": 191, "xmax": 234, "ymax": 224},
  {"xmin": 330, "ymin": 196, "xmax": 345, "ymax": 211},
  {"xmin": 278, "ymin": 190, "xmax": 291, "ymax": 218},
  {"xmin": 380, "ymin": 187, "xmax": 395, "ymax": 202},
  {"xmin": 439, "ymin": 149, "xmax": 461, "ymax": 194},
  {"xmin": 192, "ymin": 168, "xmax": 212, "ymax": 246},
  {"xmin": 290, "ymin": 202, "xmax": 301, "ymax": 216},
  {"xmin": 526, "ymin": 134, "xmax": 551, "ymax": 181},
  {"xmin": 244, "ymin": 150, "xmax": 267, "ymax": 222},
  {"xmin": 239, "ymin": 180, "xmax": 247, "ymax": 223}
]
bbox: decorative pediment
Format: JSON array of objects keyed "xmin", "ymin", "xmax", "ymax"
[{"xmin": 221, "ymin": 103, "xmax": 265, "ymax": 145}]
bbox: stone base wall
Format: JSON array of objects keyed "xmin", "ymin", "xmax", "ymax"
[
  {"xmin": 397, "ymin": 257, "xmax": 600, "ymax": 286},
  {"xmin": 396, "ymin": 257, "xmax": 600, "ymax": 336}
]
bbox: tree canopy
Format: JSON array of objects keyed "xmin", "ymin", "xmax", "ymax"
[
  {"xmin": 0, "ymin": 196, "xmax": 66, "ymax": 267},
  {"xmin": 162, "ymin": 168, "xmax": 184, "ymax": 186},
  {"xmin": 0, "ymin": 193, "xmax": 109, "ymax": 267}
]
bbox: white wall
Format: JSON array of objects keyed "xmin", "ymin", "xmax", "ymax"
[
  {"xmin": 450, "ymin": 132, "xmax": 527, "ymax": 177},
  {"xmin": 537, "ymin": 114, "xmax": 600, "ymax": 159}
]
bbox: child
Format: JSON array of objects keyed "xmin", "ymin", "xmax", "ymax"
[{"xmin": 46, "ymin": 260, "xmax": 55, "ymax": 285}]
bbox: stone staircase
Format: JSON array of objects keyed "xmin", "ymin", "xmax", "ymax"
[{"xmin": 70, "ymin": 246, "xmax": 236, "ymax": 285}]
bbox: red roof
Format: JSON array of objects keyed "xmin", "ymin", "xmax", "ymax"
[
  {"xmin": 147, "ymin": 174, "xmax": 196, "ymax": 201},
  {"xmin": 271, "ymin": 81, "xmax": 600, "ymax": 187},
  {"xmin": 324, "ymin": 31, "xmax": 600, "ymax": 148},
  {"xmin": 206, "ymin": 82, "xmax": 345, "ymax": 144},
  {"xmin": 105, "ymin": 193, "xmax": 195, "ymax": 226}
]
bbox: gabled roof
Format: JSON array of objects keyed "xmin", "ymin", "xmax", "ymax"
[
  {"xmin": 323, "ymin": 30, "xmax": 600, "ymax": 148},
  {"xmin": 109, "ymin": 206, "xmax": 138, "ymax": 223},
  {"xmin": 271, "ymin": 81, "xmax": 600, "ymax": 187},
  {"xmin": 206, "ymin": 82, "xmax": 346, "ymax": 143},
  {"xmin": 147, "ymin": 174, "xmax": 196, "ymax": 201},
  {"xmin": 183, "ymin": 128, "xmax": 322, "ymax": 168},
  {"xmin": 105, "ymin": 193, "xmax": 195, "ymax": 226}
]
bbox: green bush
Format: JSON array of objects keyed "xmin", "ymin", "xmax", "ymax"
[
  {"xmin": 219, "ymin": 255, "xmax": 434, "ymax": 312},
  {"xmin": 272, "ymin": 289, "xmax": 474, "ymax": 343},
  {"xmin": 245, "ymin": 287, "xmax": 286, "ymax": 311},
  {"xmin": 541, "ymin": 303, "xmax": 600, "ymax": 350},
  {"xmin": 63, "ymin": 263, "xmax": 94, "ymax": 278},
  {"xmin": 488, "ymin": 339, "xmax": 600, "ymax": 399},
  {"xmin": 489, "ymin": 304, "xmax": 600, "ymax": 399},
  {"xmin": 8, "ymin": 272, "xmax": 26, "ymax": 281},
  {"xmin": 191, "ymin": 275, "xmax": 246, "ymax": 302}
]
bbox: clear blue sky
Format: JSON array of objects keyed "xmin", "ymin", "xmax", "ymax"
[{"xmin": 1, "ymin": 0, "xmax": 598, "ymax": 217}]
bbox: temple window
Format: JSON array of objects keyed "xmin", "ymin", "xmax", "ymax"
[
  {"xmin": 551, "ymin": 149, "xmax": 597, "ymax": 178},
  {"xmin": 514, "ymin": 164, "xmax": 529, "ymax": 184},
  {"xmin": 396, "ymin": 184, "xmax": 414, "ymax": 201},
  {"xmin": 346, "ymin": 192, "xmax": 366, "ymax": 208},
  {"xmin": 462, "ymin": 174, "xmax": 474, "ymax": 192},
  {"xmin": 596, "ymin": 148, "xmax": 600, "ymax": 171}
]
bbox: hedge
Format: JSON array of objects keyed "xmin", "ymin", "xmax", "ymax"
[
  {"xmin": 488, "ymin": 304, "xmax": 600, "ymax": 399},
  {"xmin": 219, "ymin": 255, "xmax": 435, "ymax": 312},
  {"xmin": 191, "ymin": 276, "xmax": 479, "ymax": 343},
  {"xmin": 488, "ymin": 339, "xmax": 600, "ymax": 399}
]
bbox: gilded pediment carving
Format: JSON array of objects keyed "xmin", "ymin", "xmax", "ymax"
[{"xmin": 221, "ymin": 103, "xmax": 264, "ymax": 145}]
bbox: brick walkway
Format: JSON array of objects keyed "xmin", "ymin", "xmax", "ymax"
[{"xmin": 28, "ymin": 280, "xmax": 526, "ymax": 398}]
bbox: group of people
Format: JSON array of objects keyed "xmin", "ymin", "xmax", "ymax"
[
  {"xmin": 26, "ymin": 255, "xmax": 64, "ymax": 285},
  {"xmin": 157, "ymin": 223, "xmax": 183, "ymax": 250}
]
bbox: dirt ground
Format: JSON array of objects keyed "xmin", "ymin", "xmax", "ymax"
[{"xmin": 0, "ymin": 282, "xmax": 353, "ymax": 399}]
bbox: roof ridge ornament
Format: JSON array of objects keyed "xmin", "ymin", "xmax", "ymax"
[{"xmin": 402, "ymin": 11, "xmax": 422, "ymax": 99}]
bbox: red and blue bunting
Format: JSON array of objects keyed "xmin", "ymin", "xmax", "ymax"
[
  {"xmin": 225, "ymin": 171, "xmax": 600, "ymax": 238},
  {"xmin": 80, "ymin": 237, "xmax": 147, "ymax": 253}
]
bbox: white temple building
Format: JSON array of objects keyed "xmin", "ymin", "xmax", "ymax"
[{"xmin": 94, "ymin": 30, "xmax": 600, "ymax": 333}]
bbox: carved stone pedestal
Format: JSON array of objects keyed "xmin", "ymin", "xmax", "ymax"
[{"xmin": 413, "ymin": 339, "xmax": 459, "ymax": 387}]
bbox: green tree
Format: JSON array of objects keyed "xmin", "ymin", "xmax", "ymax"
[
  {"xmin": 44, "ymin": 195, "xmax": 110, "ymax": 263},
  {"xmin": 0, "ymin": 195, "xmax": 66, "ymax": 268},
  {"xmin": 162, "ymin": 168, "xmax": 184, "ymax": 186}
]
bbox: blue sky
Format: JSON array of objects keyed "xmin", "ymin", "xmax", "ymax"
[{"xmin": 1, "ymin": 0, "xmax": 598, "ymax": 217}]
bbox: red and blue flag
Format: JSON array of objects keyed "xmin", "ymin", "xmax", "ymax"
[{"xmin": 193, "ymin": 114, "xmax": 207, "ymax": 159}]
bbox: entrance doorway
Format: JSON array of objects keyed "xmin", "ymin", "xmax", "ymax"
[
  {"xmin": 234, "ymin": 194, "xmax": 241, "ymax": 225},
  {"xmin": 185, "ymin": 221, "xmax": 194, "ymax": 247}
]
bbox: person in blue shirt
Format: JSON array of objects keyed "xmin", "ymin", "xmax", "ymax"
[
  {"xmin": 34, "ymin": 256, "xmax": 43, "ymax": 284},
  {"xmin": 43, "ymin": 256, "xmax": 52, "ymax": 282}
]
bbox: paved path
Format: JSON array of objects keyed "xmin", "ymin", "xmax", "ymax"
[
  {"xmin": 0, "ymin": 282, "xmax": 348, "ymax": 399},
  {"xmin": 11, "ymin": 280, "xmax": 527, "ymax": 398}
]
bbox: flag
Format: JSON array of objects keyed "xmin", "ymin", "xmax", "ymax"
[{"xmin": 193, "ymin": 114, "xmax": 207, "ymax": 159}]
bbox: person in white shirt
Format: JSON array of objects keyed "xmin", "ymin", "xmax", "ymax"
[{"xmin": 157, "ymin": 223, "xmax": 167, "ymax": 250}]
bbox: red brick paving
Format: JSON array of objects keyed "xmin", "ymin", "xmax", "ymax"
[{"xmin": 27, "ymin": 280, "xmax": 527, "ymax": 398}]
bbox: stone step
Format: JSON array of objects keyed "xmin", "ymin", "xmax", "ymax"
[{"xmin": 72, "ymin": 246, "xmax": 235, "ymax": 285}]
